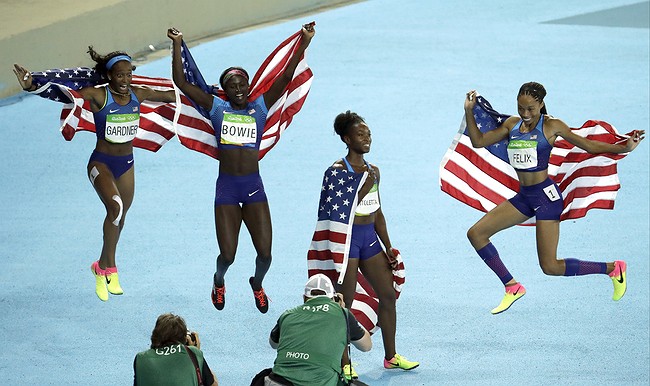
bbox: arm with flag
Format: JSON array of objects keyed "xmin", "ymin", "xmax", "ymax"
[
  {"xmin": 168, "ymin": 23, "xmax": 315, "ymax": 160},
  {"xmin": 308, "ymin": 111, "xmax": 419, "ymax": 368},
  {"xmin": 13, "ymin": 64, "xmax": 176, "ymax": 152},
  {"xmin": 439, "ymin": 84, "xmax": 645, "ymax": 314},
  {"xmin": 166, "ymin": 25, "xmax": 315, "ymax": 314},
  {"xmin": 13, "ymin": 52, "xmax": 178, "ymax": 302},
  {"xmin": 439, "ymin": 92, "xmax": 643, "ymax": 223}
]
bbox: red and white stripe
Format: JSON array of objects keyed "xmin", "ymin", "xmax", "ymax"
[
  {"xmin": 173, "ymin": 30, "xmax": 313, "ymax": 160},
  {"xmin": 440, "ymin": 117, "xmax": 632, "ymax": 224},
  {"xmin": 308, "ymin": 250, "xmax": 405, "ymax": 334},
  {"xmin": 54, "ymin": 75, "xmax": 176, "ymax": 152},
  {"xmin": 308, "ymin": 212, "xmax": 406, "ymax": 334}
]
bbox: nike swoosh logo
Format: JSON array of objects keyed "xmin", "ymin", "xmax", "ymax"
[
  {"xmin": 369, "ymin": 240, "xmax": 377, "ymax": 247},
  {"xmin": 128, "ymin": 159, "xmax": 134, "ymax": 164},
  {"xmin": 533, "ymin": 206, "xmax": 541, "ymax": 211},
  {"xmin": 617, "ymin": 273, "xmax": 624, "ymax": 284},
  {"xmin": 248, "ymin": 189, "xmax": 260, "ymax": 197},
  {"xmin": 109, "ymin": 109, "xmax": 120, "ymax": 113},
  {"xmin": 106, "ymin": 276, "xmax": 111, "ymax": 284},
  {"xmin": 513, "ymin": 287, "xmax": 519, "ymax": 295}
]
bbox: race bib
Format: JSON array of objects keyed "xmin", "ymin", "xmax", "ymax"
[
  {"xmin": 221, "ymin": 113, "xmax": 257, "ymax": 147},
  {"xmin": 507, "ymin": 140, "xmax": 538, "ymax": 169},
  {"xmin": 543, "ymin": 184, "xmax": 562, "ymax": 202},
  {"xmin": 105, "ymin": 113, "xmax": 139, "ymax": 143},
  {"xmin": 356, "ymin": 184, "xmax": 380, "ymax": 216}
]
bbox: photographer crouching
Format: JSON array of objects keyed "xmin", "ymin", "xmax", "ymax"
[
  {"xmin": 253, "ymin": 274, "xmax": 372, "ymax": 386},
  {"xmin": 134, "ymin": 313, "xmax": 218, "ymax": 386}
]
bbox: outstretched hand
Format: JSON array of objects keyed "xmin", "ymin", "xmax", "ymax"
[
  {"xmin": 625, "ymin": 129, "xmax": 646, "ymax": 152},
  {"xmin": 13, "ymin": 63, "xmax": 33, "ymax": 90}
]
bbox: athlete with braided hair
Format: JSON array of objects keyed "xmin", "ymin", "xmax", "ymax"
[
  {"xmin": 464, "ymin": 82, "xmax": 645, "ymax": 314},
  {"xmin": 14, "ymin": 49, "xmax": 175, "ymax": 302}
]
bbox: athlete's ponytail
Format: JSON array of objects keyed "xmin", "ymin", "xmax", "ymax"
[
  {"xmin": 87, "ymin": 46, "xmax": 136, "ymax": 80},
  {"xmin": 334, "ymin": 110, "xmax": 365, "ymax": 142}
]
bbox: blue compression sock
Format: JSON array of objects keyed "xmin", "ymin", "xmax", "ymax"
[
  {"xmin": 476, "ymin": 242, "xmax": 513, "ymax": 285},
  {"xmin": 563, "ymin": 258, "xmax": 607, "ymax": 276}
]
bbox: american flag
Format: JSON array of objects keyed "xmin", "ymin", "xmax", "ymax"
[
  {"xmin": 307, "ymin": 166, "xmax": 406, "ymax": 334},
  {"xmin": 173, "ymin": 28, "xmax": 313, "ymax": 160},
  {"xmin": 439, "ymin": 94, "xmax": 632, "ymax": 224},
  {"xmin": 29, "ymin": 68, "xmax": 176, "ymax": 152}
]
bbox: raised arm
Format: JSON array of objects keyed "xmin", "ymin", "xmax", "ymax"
[
  {"xmin": 547, "ymin": 117, "xmax": 645, "ymax": 154},
  {"xmin": 263, "ymin": 22, "xmax": 315, "ymax": 108},
  {"xmin": 13, "ymin": 63, "xmax": 35, "ymax": 91},
  {"xmin": 464, "ymin": 90, "xmax": 513, "ymax": 148},
  {"xmin": 14, "ymin": 63, "xmax": 106, "ymax": 111},
  {"xmin": 167, "ymin": 28, "xmax": 214, "ymax": 111}
]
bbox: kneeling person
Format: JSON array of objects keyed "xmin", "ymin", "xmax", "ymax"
[
  {"xmin": 134, "ymin": 313, "xmax": 218, "ymax": 386},
  {"xmin": 267, "ymin": 274, "xmax": 371, "ymax": 386}
]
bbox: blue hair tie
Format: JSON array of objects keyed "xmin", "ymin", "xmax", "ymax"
[{"xmin": 106, "ymin": 55, "xmax": 132, "ymax": 70}]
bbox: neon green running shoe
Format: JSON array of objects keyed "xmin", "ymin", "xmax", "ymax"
[
  {"xmin": 343, "ymin": 364, "xmax": 358, "ymax": 380},
  {"xmin": 90, "ymin": 261, "xmax": 108, "ymax": 302},
  {"xmin": 383, "ymin": 354, "xmax": 419, "ymax": 370},
  {"xmin": 608, "ymin": 260, "xmax": 626, "ymax": 301},
  {"xmin": 105, "ymin": 267, "xmax": 123, "ymax": 295},
  {"xmin": 491, "ymin": 282, "xmax": 525, "ymax": 315}
]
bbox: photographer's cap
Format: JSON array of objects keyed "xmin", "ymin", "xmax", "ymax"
[{"xmin": 304, "ymin": 274, "xmax": 335, "ymax": 298}]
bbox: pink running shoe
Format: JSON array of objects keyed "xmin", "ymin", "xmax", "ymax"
[
  {"xmin": 491, "ymin": 282, "xmax": 526, "ymax": 315},
  {"xmin": 608, "ymin": 260, "xmax": 626, "ymax": 301}
]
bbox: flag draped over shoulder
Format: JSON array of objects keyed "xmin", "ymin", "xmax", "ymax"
[
  {"xmin": 307, "ymin": 166, "xmax": 406, "ymax": 334},
  {"xmin": 29, "ymin": 68, "xmax": 176, "ymax": 152},
  {"xmin": 173, "ymin": 29, "xmax": 313, "ymax": 160},
  {"xmin": 439, "ymin": 95, "xmax": 632, "ymax": 223}
]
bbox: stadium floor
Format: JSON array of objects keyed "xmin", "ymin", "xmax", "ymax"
[{"xmin": 0, "ymin": 1, "xmax": 648, "ymax": 384}]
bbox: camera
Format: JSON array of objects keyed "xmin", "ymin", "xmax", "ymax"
[{"xmin": 186, "ymin": 330, "xmax": 197, "ymax": 346}]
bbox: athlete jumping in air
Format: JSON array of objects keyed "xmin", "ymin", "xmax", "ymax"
[
  {"xmin": 14, "ymin": 51, "xmax": 175, "ymax": 301},
  {"xmin": 168, "ymin": 24, "xmax": 315, "ymax": 313},
  {"xmin": 463, "ymin": 82, "xmax": 644, "ymax": 314}
]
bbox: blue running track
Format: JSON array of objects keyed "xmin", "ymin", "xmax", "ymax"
[{"xmin": 0, "ymin": 1, "xmax": 648, "ymax": 384}]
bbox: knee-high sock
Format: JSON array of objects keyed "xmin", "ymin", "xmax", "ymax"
[
  {"xmin": 563, "ymin": 258, "xmax": 607, "ymax": 276},
  {"xmin": 476, "ymin": 242, "xmax": 513, "ymax": 285}
]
